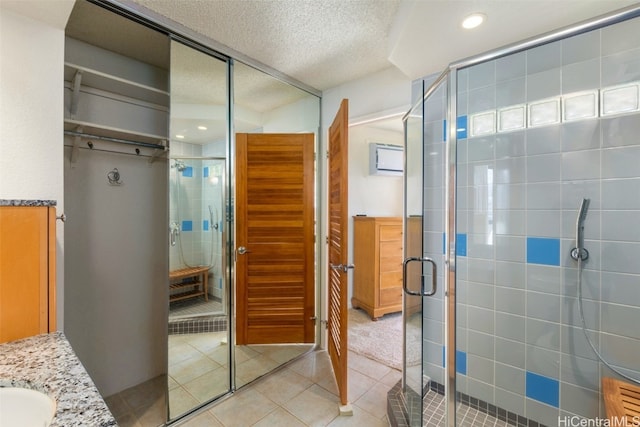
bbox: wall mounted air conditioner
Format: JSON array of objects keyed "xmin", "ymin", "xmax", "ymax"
[{"xmin": 369, "ymin": 143, "xmax": 403, "ymax": 176}]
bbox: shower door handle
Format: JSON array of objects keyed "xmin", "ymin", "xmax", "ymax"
[{"xmin": 402, "ymin": 257, "xmax": 437, "ymax": 297}]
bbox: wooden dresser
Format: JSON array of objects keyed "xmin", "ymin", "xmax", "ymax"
[
  {"xmin": 0, "ymin": 204, "xmax": 57, "ymax": 343},
  {"xmin": 352, "ymin": 216, "xmax": 403, "ymax": 320}
]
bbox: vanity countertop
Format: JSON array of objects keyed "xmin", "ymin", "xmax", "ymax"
[
  {"xmin": 0, "ymin": 332, "xmax": 116, "ymax": 426},
  {"xmin": 0, "ymin": 199, "xmax": 57, "ymax": 206}
]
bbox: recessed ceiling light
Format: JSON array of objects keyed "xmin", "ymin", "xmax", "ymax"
[
  {"xmin": 197, "ymin": 125, "xmax": 207, "ymax": 130},
  {"xmin": 176, "ymin": 134, "xmax": 185, "ymax": 139},
  {"xmin": 462, "ymin": 13, "xmax": 486, "ymax": 30}
]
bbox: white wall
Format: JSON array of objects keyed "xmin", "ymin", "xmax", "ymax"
[
  {"xmin": 263, "ymin": 95, "xmax": 320, "ymax": 134},
  {"xmin": 64, "ymin": 147, "xmax": 168, "ymax": 397},
  {"xmin": 346, "ymin": 124, "xmax": 403, "ymax": 304},
  {"xmin": 0, "ymin": 2, "xmax": 74, "ymax": 330}
]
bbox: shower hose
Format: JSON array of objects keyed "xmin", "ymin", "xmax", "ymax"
[{"xmin": 577, "ymin": 256, "xmax": 640, "ymax": 385}]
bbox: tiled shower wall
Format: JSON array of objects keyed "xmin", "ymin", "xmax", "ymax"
[
  {"xmin": 170, "ymin": 141, "xmax": 225, "ymax": 298},
  {"xmin": 418, "ymin": 15, "xmax": 640, "ymax": 426}
]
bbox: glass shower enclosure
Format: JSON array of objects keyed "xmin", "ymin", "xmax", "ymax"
[{"xmin": 402, "ymin": 5, "xmax": 640, "ymax": 426}]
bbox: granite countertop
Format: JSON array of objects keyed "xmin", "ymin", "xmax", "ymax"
[
  {"xmin": 0, "ymin": 199, "xmax": 57, "ymax": 206},
  {"xmin": 0, "ymin": 332, "xmax": 117, "ymax": 426}
]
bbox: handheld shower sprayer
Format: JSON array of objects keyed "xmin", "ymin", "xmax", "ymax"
[
  {"xmin": 208, "ymin": 205, "xmax": 219, "ymax": 230},
  {"xmin": 572, "ymin": 197, "xmax": 640, "ymax": 384},
  {"xmin": 570, "ymin": 198, "xmax": 590, "ymax": 261}
]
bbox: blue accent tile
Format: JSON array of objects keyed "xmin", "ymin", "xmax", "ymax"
[
  {"xmin": 456, "ymin": 350, "xmax": 467, "ymax": 375},
  {"xmin": 526, "ymin": 237, "xmax": 560, "ymax": 266},
  {"xmin": 457, "ymin": 233, "xmax": 467, "ymax": 257},
  {"xmin": 182, "ymin": 166, "xmax": 193, "ymax": 178},
  {"xmin": 526, "ymin": 371, "xmax": 559, "ymax": 407},
  {"xmin": 443, "ymin": 120, "xmax": 447, "ymax": 142},
  {"xmin": 203, "ymin": 167, "xmax": 209, "ymax": 178},
  {"xmin": 443, "ymin": 233, "xmax": 447, "ymax": 254},
  {"xmin": 181, "ymin": 220, "xmax": 193, "ymax": 232},
  {"xmin": 203, "ymin": 220, "xmax": 209, "ymax": 231},
  {"xmin": 442, "ymin": 346, "xmax": 446, "ymax": 367},
  {"xmin": 457, "ymin": 115, "xmax": 468, "ymax": 139},
  {"xmin": 218, "ymin": 277, "xmax": 223, "ymax": 289},
  {"xmin": 443, "ymin": 117, "xmax": 469, "ymax": 140}
]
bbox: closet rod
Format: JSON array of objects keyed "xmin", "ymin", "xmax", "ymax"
[{"xmin": 64, "ymin": 130, "xmax": 167, "ymax": 150}]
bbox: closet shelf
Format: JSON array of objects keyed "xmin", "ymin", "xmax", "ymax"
[
  {"xmin": 64, "ymin": 62, "xmax": 169, "ymax": 108},
  {"xmin": 64, "ymin": 120, "xmax": 168, "ymax": 147}
]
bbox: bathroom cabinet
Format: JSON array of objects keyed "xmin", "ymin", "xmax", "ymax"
[
  {"xmin": 0, "ymin": 204, "xmax": 57, "ymax": 343},
  {"xmin": 352, "ymin": 216, "xmax": 403, "ymax": 320}
]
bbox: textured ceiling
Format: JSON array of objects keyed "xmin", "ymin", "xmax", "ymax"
[
  {"xmin": 130, "ymin": 0, "xmax": 402, "ymax": 91},
  {"xmin": 65, "ymin": 0, "xmax": 640, "ymax": 142},
  {"xmin": 125, "ymin": 0, "xmax": 639, "ymax": 92}
]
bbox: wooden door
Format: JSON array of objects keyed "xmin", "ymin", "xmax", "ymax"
[
  {"xmin": 0, "ymin": 206, "xmax": 56, "ymax": 343},
  {"xmin": 327, "ymin": 99, "xmax": 349, "ymax": 406},
  {"xmin": 236, "ymin": 133, "xmax": 315, "ymax": 345}
]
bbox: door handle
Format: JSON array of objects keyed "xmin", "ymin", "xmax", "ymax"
[
  {"xmin": 330, "ymin": 263, "xmax": 355, "ymax": 273},
  {"xmin": 402, "ymin": 257, "xmax": 437, "ymax": 296},
  {"xmin": 237, "ymin": 246, "xmax": 249, "ymax": 255}
]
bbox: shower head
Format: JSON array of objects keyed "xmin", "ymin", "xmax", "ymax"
[{"xmin": 172, "ymin": 159, "xmax": 187, "ymax": 172}]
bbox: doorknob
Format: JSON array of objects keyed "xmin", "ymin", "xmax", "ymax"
[
  {"xmin": 330, "ymin": 263, "xmax": 355, "ymax": 273},
  {"xmin": 237, "ymin": 246, "xmax": 249, "ymax": 255}
]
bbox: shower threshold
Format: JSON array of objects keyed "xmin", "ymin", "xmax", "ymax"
[
  {"xmin": 169, "ymin": 296, "xmax": 226, "ymax": 335},
  {"xmin": 388, "ymin": 381, "xmax": 544, "ymax": 427}
]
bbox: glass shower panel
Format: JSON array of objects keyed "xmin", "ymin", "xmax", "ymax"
[
  {"xmin": 404, "ymin": 83, "xmax": 424, "ymax": 426},
  {"xmin": 454, "ymin": 14, "xmax": 640, "ymax": 427},
  {"xmin": 403, "ymin": 74, "xmax": 449, "ymax": 426},
  {"xmin": 168, "ymin": 40, "xmax": 230, "ymax": 421}
]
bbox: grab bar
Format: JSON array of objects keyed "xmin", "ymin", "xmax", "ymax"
[{"xmin": 402, "ymin": 256, "xmax": 437, "ymax": 296}]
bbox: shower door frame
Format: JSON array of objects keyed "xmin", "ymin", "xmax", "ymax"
[{"xmin": 405, "ymin": 4, "xmax": 640, "ymax": 426}]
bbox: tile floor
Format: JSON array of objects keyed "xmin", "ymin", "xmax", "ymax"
[
  {"xmin": 168, "ymin": 332, "xmax": 313, "ymax": 417},
  {"xmin": 174, "ymin": 349, "xmax": 397, "ymax": 426},
  {"xmin": 106, "ymin": 333, "xmax": 386, "ymax": 426},
  {"xmin": 422, "ymin": 389, "xmax": 511, "ymax": 427}
]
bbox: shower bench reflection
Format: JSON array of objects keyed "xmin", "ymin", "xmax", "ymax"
[{"xmin": 169, "ymin": 266, "xmax": 210, "ymax": 303}]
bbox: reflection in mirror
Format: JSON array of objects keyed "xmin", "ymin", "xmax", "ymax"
[
  {"xmin": 168, "ymin": 40, "xmax": 230, "ymax": 420},
  {"xmin": 233, "ymin": 62, "xmax": 320, "ymax": 388}
]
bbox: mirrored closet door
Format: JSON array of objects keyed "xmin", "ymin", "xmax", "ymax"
[{"xmin": 168, "ymin": 39, "xmax": 231, "ymax": 421}]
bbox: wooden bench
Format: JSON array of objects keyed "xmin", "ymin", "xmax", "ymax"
[
  {"xmin": 169, "ymin": 266, "xmax": 210, "ymax": 303},
  {"xmin": 603, "ymin": 377, "xmax": 640, "ymax": 426}
]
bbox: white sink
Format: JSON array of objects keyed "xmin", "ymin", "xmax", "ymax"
[{"xmin": 0, "ymin": 387, "xmax": 56, "ymax": 427}]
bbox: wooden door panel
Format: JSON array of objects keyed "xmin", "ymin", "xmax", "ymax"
[
  {"xmin": 236, "ymin": 133, "xmax": 315, "ymax": 345},
  {"xmin": 0, "ymin": 206, "xmax": 54, "ymax": 343},
  {"xmin": 327, "ymin": 99, "xmax": 349, "ymax": 406}
]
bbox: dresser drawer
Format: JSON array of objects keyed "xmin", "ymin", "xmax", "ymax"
[
  {"xmin": 380, "ymin": 271, "xmax": 402, "ymax": 289},
  {"xmin": 380, "ymin": 225, "xmax": 402, "ymax": 241},
  {"xmin": 380, "ymin": 286, "xmax": 402, "ymax": 306}
]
